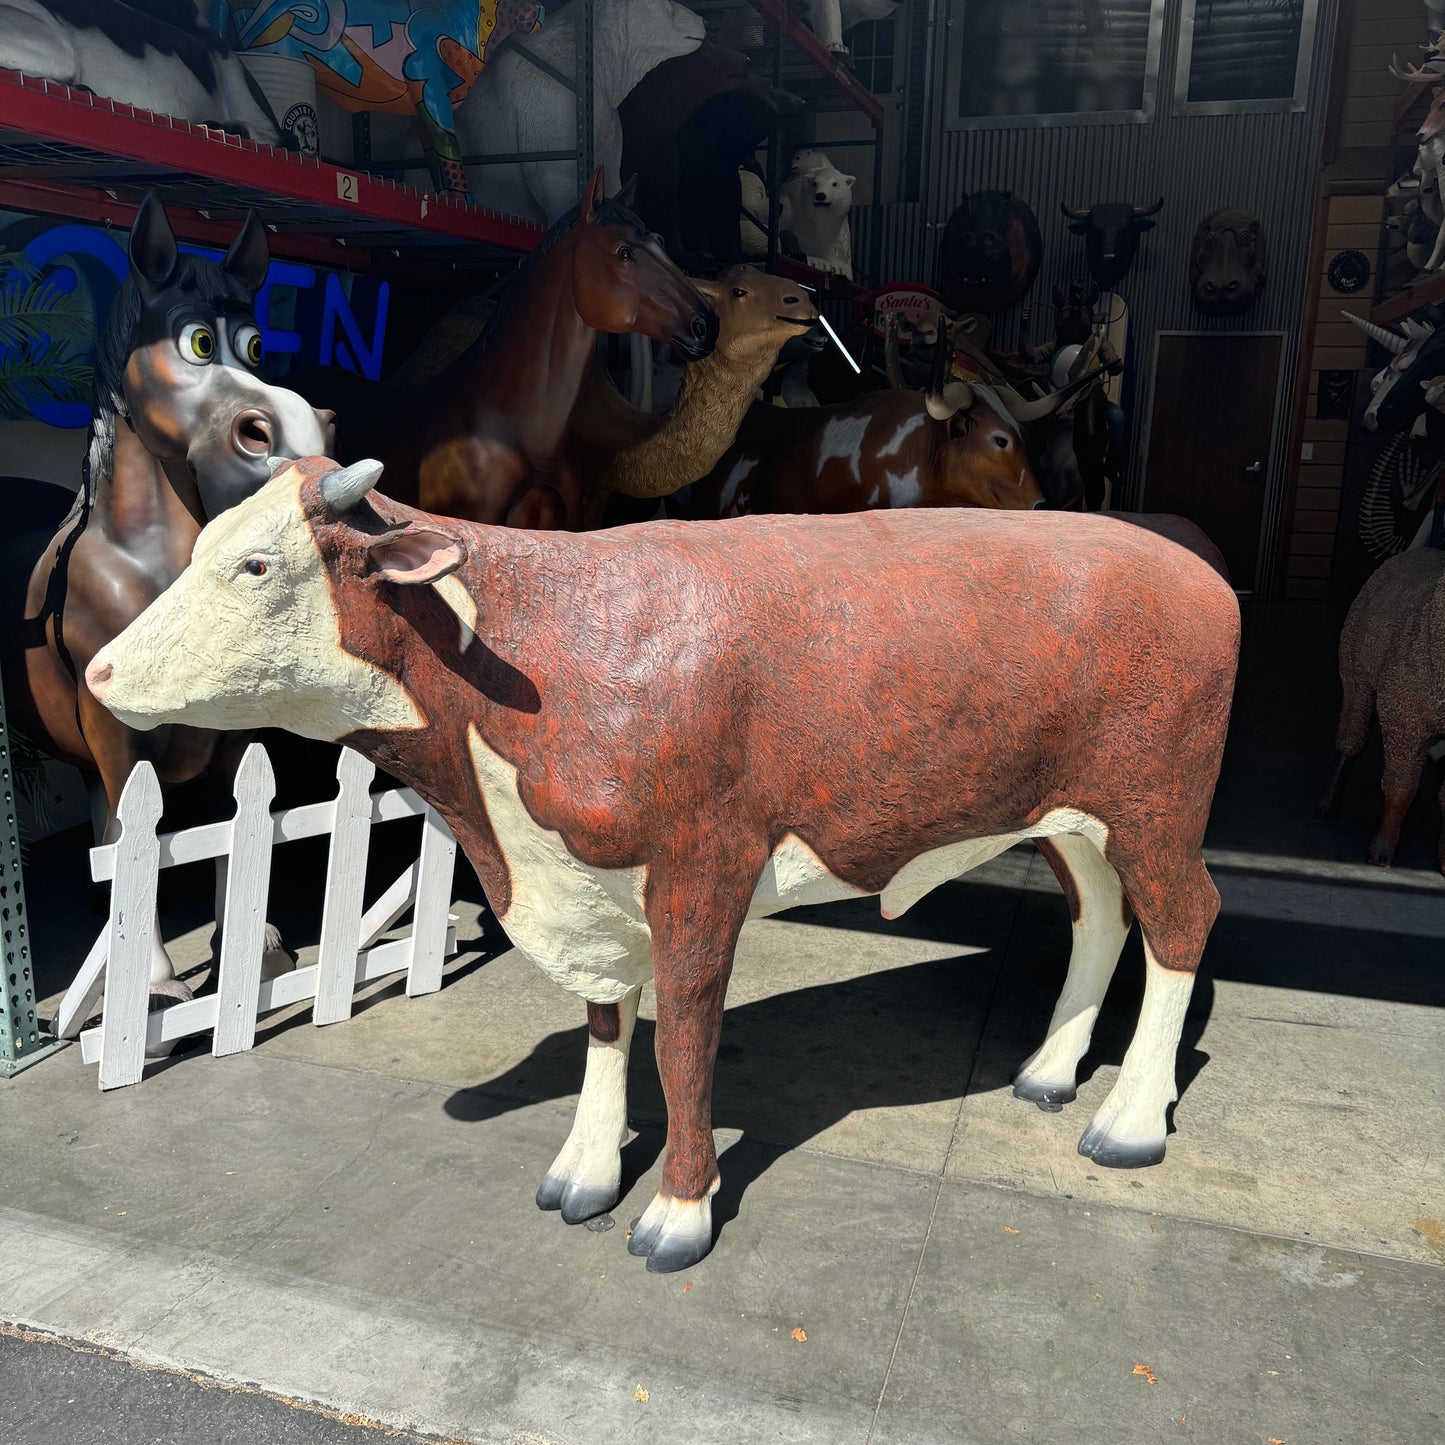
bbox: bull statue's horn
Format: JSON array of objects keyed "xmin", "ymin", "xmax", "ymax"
[
  {"xmin": 1060, "ymin": 200, "xmax": 1090, "ymax": 220},
  {"xmin": 926, "ymin": 381, "xmax": 975, "ymax": 421},
  {"xmin": 1342, "ymin": 311, "xmax": 1410, "ymax": 354},
  {"xmin": 321, "ymin": 457, "xmax": 385, "ymax": 511},
  {"xmin": 1132, "ymin": 197, "xmax": 1165, "ymax": 218}
]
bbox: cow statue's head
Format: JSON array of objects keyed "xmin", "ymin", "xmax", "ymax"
[
  {"xmin": 1189, "ymin": 209, "xmax": 1266, "ymax": 316},
  {"xmin": 1061, "ymin": 198, "xmax": 1163, "ymax": 292},
  {"xmin": 85, "ymin": 455, "xmax": 475, "ymax": 739}
]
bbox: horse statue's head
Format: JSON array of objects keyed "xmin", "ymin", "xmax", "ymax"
[
  {"xmin": 567, "ymin": 168, "xmax": 718, "ymax": 361},
  {"xmin": 89, "ymin": 193, "xmax": 334, "ymax": 516}
]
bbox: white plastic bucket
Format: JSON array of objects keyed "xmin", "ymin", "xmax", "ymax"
[{"xmin": 241, "ymin": 53, "xmax": 320, "ymax": 155}]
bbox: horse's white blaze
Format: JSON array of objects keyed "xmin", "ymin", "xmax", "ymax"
[
  {"xmin": 91, "ymin": 473, "xmax": 422, "ymax": 739},
  {"xmin": 877, "ymin": 412, "xmax": 925, "ymax": 457},
  {"xmin": 885, "ymin": 467, "xmax": 922, "ymax": 508},
  {"xmin": 1085, "ymin": 942, "xmax": 1195, "ymax": 1149},
  {"xmin": 432, "ymin": 574, "xmax": 477, "ymax": 652},
  {"xmin": 818, "ymin": 413, "xmax": 870, "ymax": 481},
  {"xmin": 542, "ymin": 988, "xmax": 640, "ymax": 1198},
  {"xmin": 1014, "ymin": 830, "xmax": 1129, "ymax": 1092}
]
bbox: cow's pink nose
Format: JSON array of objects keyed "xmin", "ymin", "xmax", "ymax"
[{"xmin": 87, "ymin": 660, "xmax": 113, "ymax": 700}]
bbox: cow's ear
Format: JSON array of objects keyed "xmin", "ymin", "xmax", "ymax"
[
  {"xmin": 694, "ymin": 278, "xmax": 723, "ymax": 304},
  {"xmin": 366, "ymin": 526, "xmax": 465, "ymax": 586},
  {"xmin": 1134, "ymin": 218, "xmax": 1157, "ymax": 232},
  {"xmin": 222, "ymin": 210, "xmax": 270, "ymax": 294},
  {"xmin": 130, "ymin": 192, "xmax": 179, "ymax": 302}
]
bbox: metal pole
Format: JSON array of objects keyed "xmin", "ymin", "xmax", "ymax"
[
  {"xmin": 767, "ymin": 20, "xmax": 784, "ymax": 271},
  {"xmin": 576, "ymin": 0, "xmax": 595, "ymax": 188},
  {"xmin": 0, "ymin": 674, "xmax": 62, "ymax": 1077}
]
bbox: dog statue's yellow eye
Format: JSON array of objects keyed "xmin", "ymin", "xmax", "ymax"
[
  {"xmin": 179, "ymin": 323, "xmax": 215, "ymax": 363},
  {"xmin": 236, "ymin": 324, "xmax": 263, "ymax": 366}
]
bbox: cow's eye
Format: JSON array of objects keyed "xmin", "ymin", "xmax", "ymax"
[
  {"xmin": 991, "ymin": 433, "xmax": 1011, "ymax": 450},
  {"xmin": 243, "ymin": 558, "xmax": 268, "ymax": 577},
  {"xmin": 235, "ymin": 324, "xmax": 263, "ymax": 367},
  {"xmin": 179, "ymin": 322, "xmax": 215, "ymax": 364}
]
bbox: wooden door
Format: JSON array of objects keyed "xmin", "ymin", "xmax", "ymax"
[{"xmin": 1144, "ymin": 333, "xmax": 1281, "ymax": 590}]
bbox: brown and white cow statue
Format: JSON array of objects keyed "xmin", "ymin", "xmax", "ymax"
[{"xmin": 87, "ymin": 455, "xmax": 1241, "ymax": 1273}]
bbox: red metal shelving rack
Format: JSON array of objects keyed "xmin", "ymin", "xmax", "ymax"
[{"xmin": 0, "ymin": 66, "xmax": 543, "ymax": 272}]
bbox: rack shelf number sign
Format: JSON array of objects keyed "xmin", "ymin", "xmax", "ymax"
[{"xmin": 337, "ymin": 172, "xmax": 360, "ymax": 203}]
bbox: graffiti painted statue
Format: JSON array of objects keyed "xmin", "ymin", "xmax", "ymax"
[{"xmin": 230, "ymin": 0, "xmax": 544, "ymax": 193}]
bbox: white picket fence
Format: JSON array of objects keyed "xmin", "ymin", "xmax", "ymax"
[{"xmin": 53, "ymin": 744, "xmax": 459, "ymax": 1089}]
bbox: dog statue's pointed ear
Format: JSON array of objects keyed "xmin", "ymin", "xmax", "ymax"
[
  {"xmin": 130, "ymin": 192, "xmax": 179, "ymax": 303},
  {"xmin": 222, "ymin": 210, "xmax": 270, "ymax": 294}
]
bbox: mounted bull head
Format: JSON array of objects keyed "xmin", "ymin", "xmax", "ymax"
[
  {"xmin": 1190, "ymin": 209, "xmax": 1267, "ymax": 316},
  {"xmin": 1061, "ymin": 198, "xmax": 1163, "ymax": 291},
  {"xmin": 940, "ymin": 190, "xmax": 1044, "ymax": 315}
]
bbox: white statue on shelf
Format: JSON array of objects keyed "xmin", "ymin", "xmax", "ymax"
[
  {"xmin": 780, "ymin": 149, "xmax": 855, "ymax": 279},
  {"xmin": 0, "ymin": 0, "xmax": 281, "ymax": 145},
  {"xmin": 444, "ymin": 0, "xmax": 707, "ymax": 225},
  {"xmin": 805, "ymin": 0, "xmax": 899, "ymax": 57}
]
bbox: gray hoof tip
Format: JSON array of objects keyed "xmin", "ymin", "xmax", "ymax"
[
  {"xmin": 560, "ymin": 1185, "xmax": 618, "ymax": 1225},
  {"xmin": 641, "ymin": 1235, "xmax": 713, "ymax": 1274},
  {"xmin": 1077, "ymin": 1133, "xmax": 1165, "ymax": 1169},
  {"xmin": 1012, "ymin": 1079, "xmax": 1075, "ymax": 1112}
]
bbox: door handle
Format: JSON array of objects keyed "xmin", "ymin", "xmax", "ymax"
[{"xmin": 1243, "ymin": 461, "xmax": 1264, "ymax": 475}]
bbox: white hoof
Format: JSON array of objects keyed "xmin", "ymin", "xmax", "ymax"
[{"xmin": 627, "ymin": 1190, "xmax": 716, "ymax": 1273}]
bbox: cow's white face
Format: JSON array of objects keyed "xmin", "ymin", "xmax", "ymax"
[{"xmin": 87, "ymin": 462, "xmax": 425, "ymax": 740}]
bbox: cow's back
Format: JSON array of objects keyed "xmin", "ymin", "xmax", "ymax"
[{"xmin": 471, "ymin": 507, "xmax": 1239, "ymax": 886}]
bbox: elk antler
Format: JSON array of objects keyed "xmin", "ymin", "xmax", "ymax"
[{"xmin": 995, "ymin": 361, "xmax": 1122, "ymax": 423}]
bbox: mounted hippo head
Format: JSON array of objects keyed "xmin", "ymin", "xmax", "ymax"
[
  {"xmin": 1061, "ymin": 198, "xmax": 1163, "ymax": 292},
  {"xmin": 107, "ymin": 192, "xmax": 334, "ymax": 517},
  {"xmin": 1190, "ymin": 209, "xmax": 1267, "ymax": 316},
  {"xmin": 940, "ymin": 191, "xmax": 1044, "ymax": 315}
]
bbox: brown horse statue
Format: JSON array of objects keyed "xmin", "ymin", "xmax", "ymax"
[
  {"xmin": 296, "ymin": 167, "xmax": 718, "ymax": 530},
  {"xmin": 0, "ymin": 194, "xmax": 334, "ymax": 991}
]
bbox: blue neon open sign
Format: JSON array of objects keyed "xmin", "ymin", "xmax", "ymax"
[{"xmin": 0, "ymin": 210, "xmax": 389, "ymax": 429}]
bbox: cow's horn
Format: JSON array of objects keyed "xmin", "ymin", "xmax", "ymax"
[
  {"xmin": 1342, "ymin": 311, "xmax": 1410, "ymax": 354},
  {"xmin": 926, "ymin": 381, "xmax": 974, "ymax": 421},
  {"xmin": 1132, "ymin": 197, "xmax": 1165, "ymax": 218},
  {"xmin": 321, "ymin": 458, "xmax": 385, "ymax": 511},
  {"xmin": 1060, "ymin": 201, "xmax": 1090, "ymax": 220},
  {"xmin": 883, "ymin": 313, "xmax": 907, "ymax": 390}
]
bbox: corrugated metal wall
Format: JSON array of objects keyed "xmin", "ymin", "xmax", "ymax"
[{"xmin": 861, "ymin": 0, "xmax": 1340, "ymax": 591}]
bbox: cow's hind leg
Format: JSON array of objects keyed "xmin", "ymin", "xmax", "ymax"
[
  {"xmin": 537, "ymin": 988, "xmax": 641, "ymax": 1224},
  {"xmin": 1076, "ymin": 849, "xmax": 1218, "ymax": 1168},
  {"xmin": 1013, "ymin": 834, "xmax": 1131, "ymax": 1111},
  {"xmin": 1368, "ymin": 709, "xmax": 1432, "ymax": 866}
]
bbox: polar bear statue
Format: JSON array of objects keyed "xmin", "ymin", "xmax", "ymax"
[{"xmin": 780, "ymin": 150, "xmax": 855, "ymax": 278}]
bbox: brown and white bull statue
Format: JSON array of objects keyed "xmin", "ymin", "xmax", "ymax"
[{"xmin": 87, "ymin": 456, "xmax": 1240, "ymax": 1273}]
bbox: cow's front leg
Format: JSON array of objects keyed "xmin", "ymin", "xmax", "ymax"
[
  {"xmin": 537, "ymin": 989, "xmax": 640, "ymax": 1223},
  {"xmin": 628, "ymin": 862, "xmax": 756, "ymax": 1273}
]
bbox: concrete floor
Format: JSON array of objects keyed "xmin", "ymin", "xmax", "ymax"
[{"xmin": 2, "ymin": 600, "xmax": 1442, "ymax": 1444}]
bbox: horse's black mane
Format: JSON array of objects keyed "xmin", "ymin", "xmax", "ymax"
[
  {"xmin": 78, "ymin": 253, "xmax": 254, "ymax": 515},
  {"xmin": 465, "ymin": 195, "xmax": 649, "ymax": 360}
]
